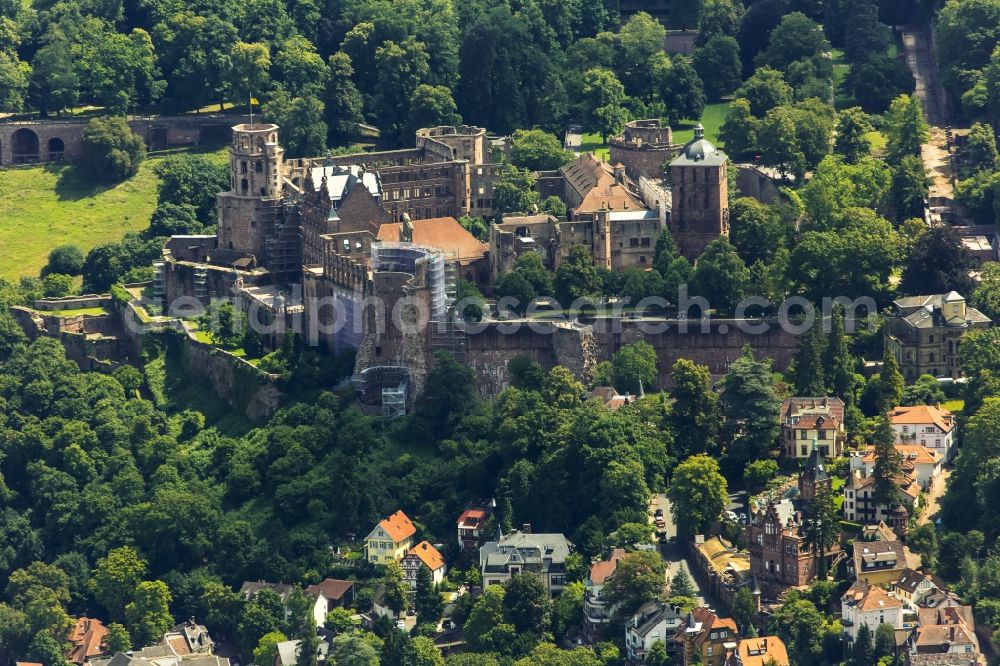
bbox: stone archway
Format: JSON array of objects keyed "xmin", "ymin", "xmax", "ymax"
[
  {"xmin": 11, "ymin": 128, "xmax": 40, "ymax": 164},
  {"xmin": 48, "ymin": 137, "xmax": 65, "ymax": 161}
]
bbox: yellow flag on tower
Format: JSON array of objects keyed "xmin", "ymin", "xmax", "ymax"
[{"xmin": 250, "ymin": 97, "xmax": 259, "ymax": 106}]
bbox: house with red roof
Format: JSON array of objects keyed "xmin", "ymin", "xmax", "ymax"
[
  {"xmin": 889, "ymin": 405, "xmax": 957, "ymax": 462},
  {"xmin": 402, "ymin": 540, "xmax": 446, "ymax": 588},
  {"xmin": 67, "ymin": 617, "xmax": 108, "ymax": 665},
  {"xmin": 584, "ymin": 548, "xmax": 627, "ymax": 643},
  {"xmin": 457, "ymin": 505, "xmax": 493, "ymax": 551},
  {"xmin": 364, "ymin": 510, "xmax": 417, "ymax": 565}
]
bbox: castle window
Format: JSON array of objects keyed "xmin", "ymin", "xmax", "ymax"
[
  {"xmin": 255, "ymin": 161, "xmax": 262, "ymax": 172},
  {"xmin": 630, "ymin": 238, "xmax": 639, "ymax": 247},
  {"xmin": 639, "ymin": 256, "xmax": 646, "ymax": 263},
  {"xmin": 241, "ymin": 161, "xmax": 248, "ymax": 174},
  {"xmin": 241, "ymin": 179, "xmax": 248, "ymax": 194},
  {"xmin": 641, "ymin": 237, "xmax": 651, "ymax": 246}
]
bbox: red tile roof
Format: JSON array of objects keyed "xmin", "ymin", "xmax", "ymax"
[
  {"xmin": 306, "ymin": 578, "xmax": 354, "ymax": 601},
  {"xmin": 67, "ymin": 617, "xmax": 108, "ymax": 665},
  {"xmin": 379, "ymin": 510, "xmax": 416, "ymax": 543},
  {"xmin": 589, "ymin": 548, "xmax": 627, "ymax": 585},
  {"xmin": 457, "ymin": 508, "xmax": 488, "ymax": 528},
  {"xmin": 377, "ymin": 217, "xmax": 488, "ymax": 263},
  {"xmin": 889, "ymin": 405, "xmax": 954, "ymax": 432},
  {"xmin": 407, "ymin": 541, "xmax": 445, "ymax": 571}
]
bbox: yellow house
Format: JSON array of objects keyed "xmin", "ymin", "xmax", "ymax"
[
  {"xmin": 851, "ymin": 540, "xmax": 907, "ymax": 586},
  {"xmin": 365, "ymin": 510, "xmax": 416, "ymax": 565}
]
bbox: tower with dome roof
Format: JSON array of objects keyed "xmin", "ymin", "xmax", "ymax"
[{"xmin": 668, "ymin": 123, "xmax": 730, "ymax": 259}]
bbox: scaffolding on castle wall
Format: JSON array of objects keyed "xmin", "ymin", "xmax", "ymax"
[{"xmin": 352, "ymin": 365, "xmax": 410, "ymax": 417}]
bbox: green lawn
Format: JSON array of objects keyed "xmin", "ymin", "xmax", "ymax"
[
  {"xmin": 0, "ymin": 148, "xmax": 227, "ymax": 280},
  {"xmin": 673, "ymin": 102, "xmax": 730, "ymax": 145},
  {"xmin": 580, "ymin": 133, "xmax": 610, "ymax": 160},
  {"xmin": 43, "ymin": 306, "xmax": 112, "ymax": 317},
  {"xmin": 942, "ymin": 399, "xmax": 965, "ymax": 416}
]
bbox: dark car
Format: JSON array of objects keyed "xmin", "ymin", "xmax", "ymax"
[{"xmin": 654, "ymin": 508, "xmax": 664, "ymax": 517}]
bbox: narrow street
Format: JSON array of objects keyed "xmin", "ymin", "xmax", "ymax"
[
  {"xmin": 919, "ymin": 467, "xmax": 951, "ymax": 526},
  {"xmin": 651, "ymin": 494, "xmax": 707, "ymax": 607}
]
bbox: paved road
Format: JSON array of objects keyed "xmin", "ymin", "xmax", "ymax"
[
  {"xmin": 651, "ymin": 494, "xmax": 706, "ymax": 606},
  {"xmin": 919, "ymin": 467, "xmax": 951, "ymax": 526}
]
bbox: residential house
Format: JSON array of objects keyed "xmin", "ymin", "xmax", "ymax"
[
  {"xmin": 305, "ymin": 579, "xmax": 354, "ymax": 627},
  {"xmin": 779, "ymin": 397, "xmax": 846, "ymax": 459},
  {"xmin": 274, "ymin": 637, "xmax": 330, "ymax": 666},
  {"xmin": 858, "ymin": 445, "xmax": 943, "ymax": 492},
  {"xmin": 913, "ymin": 606, "xmax": 980, "ymax": 659},
  {"xmin": 841, "ymin": 580, "xmax": 906, "ymax": 642},
  {"xmin": 480, "ymin": 527, "xmax": 572, "ymax": 596},
  {"xmin": 748, "ymin": 454, "xmax": 841, "ymax": 599},
  {"xmin": 241, "ymin": 582, "xmax": 327, "ymax": 628},
  {"xmin": 851, "ymin": 540, "xmax": 908, "ymax": 586},
  {"xmin": 894, "ymin": 569, "xmax": 940, "ymax": 608},
  {"xmin": 457, "ymin": 505, "xmax": 493, "ymax": 551},
  {"xmin": 585, "ymin": 548, "xmax": 627, "ymax": 644},
  {"xmin": 673, "ymin": 608, "xmax": 739, "ymax": 666},
  {"xmin": 402, "ymin": 540, "xmax": 446, "ymax": 588},
  {"xmin": 371, "ymin": 585, "xmax": 396, "ymax": 620},
  {"xmin": 889, "ymin": 405, "xmax": 958, "ymax": 463},
  {"xmin": 588, "ymin": 386, "xmax": 638, "ymax": 411},
  {"xmin": 692, "ymin": 535, "xmax": 751, "ymax": 609},
  {"xmin": 161, "ymin": 619, "xmax": 215, "ymax": 656},
  {"xmin": 364, "ymin": 510, "xmax": 417, "ymax": 565},
  {"xmin": 67, "ymin": 617, "xmax": 108, "ymax": 665},
  {"xmin": 907, "ymin": 654, "xmax": 978, "ymax": 665},
  {"xmin": 625, "ymin": 600, "xmax": 684, "ymax": 664},
  {"xmin": 884, "ymin": 292, "xmax": 991, "ymax": 381},
  {"xmin": 843, "ymin": 451, "xmax": 921, "ymax": 528},
  {"xmin": 725, "ymin": 636, "xmax": 790, "ymax": 666}
]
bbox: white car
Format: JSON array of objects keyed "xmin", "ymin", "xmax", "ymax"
[{"xmin": 725, "ymin": 511, "xmax": 739, "ymax": 523}]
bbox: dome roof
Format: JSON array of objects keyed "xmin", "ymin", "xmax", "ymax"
[
  {"xmin": 670, "ymin": 124, "xmax": 728, "ymax": 167},
  {"xmin": 683, "ymin": 124, "xmax": 718, "ymax": 160}
]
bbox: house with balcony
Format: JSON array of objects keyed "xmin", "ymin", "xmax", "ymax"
[
  {"xmin": 893, "ymin": 569, "xmax": 939, "ymax": 608},
  {"xmin": 456, "ymin": 503, "xmax": 493, "ymax": 551},
  {"xmin": 858, "ymin": 445, "xmax": 943, "ymax": 492},
  {"xmin": 889, "ymin": 405, "xmax": 958, "ymax": 462},
  {"xmin": 779, "ymin": 397, "xmax": 846, "ymax": 459},
  {"xmin": 841, "ymin": 579, "xmax": 906, "ymax": 643},
  {"xmin": 364, "ymin": 510, "xmax": 417, "ymax": 565},
  {"xmin": 673, "ymin": 608, "xmax": 739, "ymax": 666},
  {"xmin": 585, "ymin": 548, "xmax": 627, "ymax": 644},
  {"xmin": 480, "ymin": 527, "xmax": 572, "ymax": 596},
  {"xmin": 843, "ymin": 452, "xmax": 921, "ymax": 528},
  {"xmin": 625, "ymin": 600, "xmax": 685, "ymax": 664}
]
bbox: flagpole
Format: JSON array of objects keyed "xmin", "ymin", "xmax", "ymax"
[{"xmin": 249, "ymin": 96, "xmax": 253, "ymax": 129}]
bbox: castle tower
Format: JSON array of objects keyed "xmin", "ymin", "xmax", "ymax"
[
  {"xmin": 669, "ymin": 124, "xmax": 729, "ymax": 259},
  {"xmin": 216, "ymin": 123, "xmax": 285, "ymax": 258}
]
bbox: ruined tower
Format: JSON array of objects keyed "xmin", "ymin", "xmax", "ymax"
[
  {"xmin": 216, "ymin": 123, "xmax": 285, "ymax": 259},
  {"xmin": 669, "ymin": 124, "xmax": 729, "ymax": 259}
]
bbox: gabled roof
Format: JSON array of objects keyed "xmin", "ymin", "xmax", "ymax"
[
  {"xmin": 590, "ymin": 548, "xmax": 627, "ymax": 585},
  {"xmin": 306, "ymin": 578, "xmax": 354, "ymax": 601},
  {"xmin": 457, "ymin": 508, "xmax": 489, "ymax": 528},
  {"xmin": 675, "ymin": 606, "xmax": 739, "ymax": 649},
  {"xmin": 407, "ymin": 541, "xmax": 445, "ymax": 571},
  {"xmin": 842, "ymin": 579, "xmax": 903, "ymax": 612},
  {"xmin": 67, "ymin": 617, "xmax": 108, "ymax": 665},
  {"xmin": 732, "ymin": 636, "xmax": 790, "ymax": 666},
  {"xmin": 373, "ymin": 509, "xmax": 417, "ymax": 543},
  {"xmin": 559, "ymin": 153, "xmax": 645, "ymax": 215},
  {"xmin": 240, "ymin": 581, "xmax": 295, "ymax": 603},
  {"xmin": 629, "ymin": 600, "xmax": 684, "ymax": 638},
  {"xmin": 889, "ymin": 405, "xmax": 955, "ymax": 433},
  {"xmin": 377, "ymin": 217, "xmax": 488, "ymax": 262},
  {"xmin": 895, "ymin": 568, "xmax": 935, "ymax": 595},
  {"xmin": 853, "ymin": 540, "xmax": 906, "ymax": 576}
]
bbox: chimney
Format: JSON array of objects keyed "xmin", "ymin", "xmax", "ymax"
[{"xmin": 522, "ymin": 523, "xmax": 532, "ymax": 534}]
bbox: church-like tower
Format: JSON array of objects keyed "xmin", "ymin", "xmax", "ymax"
[
  {"xmin": 669, "ymin": 124, "xmax": 729, "ymax": 259},
  {"xmin": 216, "ymin": 123, "xmax": 285, "ymax": 258}
]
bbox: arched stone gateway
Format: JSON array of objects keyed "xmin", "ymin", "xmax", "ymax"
[
  {"xmin": 47, "ymin": 137, "xmax": 65, "ymax": 161},
  {"xmin": 11, "ymin": 128, "xmax": 40, "ymax": 164}
]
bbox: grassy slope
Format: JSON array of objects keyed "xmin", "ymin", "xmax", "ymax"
[
  {"xmin": 0, "ymin": 148, "xmax": 227, "ymax": 280},
  {"xmin": 580, "ymin": 102, "xmax": 731, "ymax": 160}
]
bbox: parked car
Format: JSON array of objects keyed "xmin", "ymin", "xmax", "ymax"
[
  {"xmin": 654, "ymin": 508, "xmax": 664, "ymax": 517},
  {"xmin": 725, "ymin": 511, "xmax": 739, "ymax": 523}
]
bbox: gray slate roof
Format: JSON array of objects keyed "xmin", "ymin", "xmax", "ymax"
[{"xmin": 670, "ymin": 125, "xmax": 727, "ymax": 167}]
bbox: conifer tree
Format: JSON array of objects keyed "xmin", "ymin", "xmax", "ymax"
[
  {"xmin": 791, "ymin": 323, "xmax": 826, "ymax": 396},
  {"xmin": 824, "ymin": 306, "xmax": 854, "ymax": 399}
]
